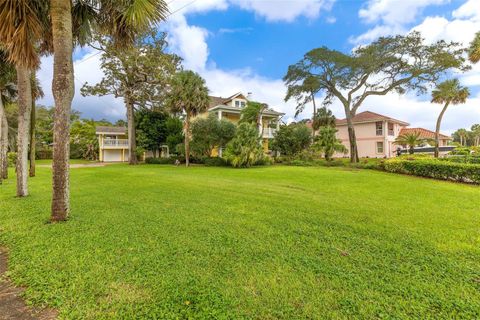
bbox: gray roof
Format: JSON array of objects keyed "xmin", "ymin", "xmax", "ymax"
[{"xmin": 96, "ymin": 126, "xmax": 126, "ymax": 134}]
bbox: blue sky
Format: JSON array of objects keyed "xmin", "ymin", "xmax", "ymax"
[{"xmin": 37, "ymin": 0, "xmax": 480, "ymax": 133}]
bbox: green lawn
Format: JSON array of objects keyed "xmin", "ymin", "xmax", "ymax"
[{"xmin": 0, "ymin": 165, "xmax": 479, "ymax": 319}]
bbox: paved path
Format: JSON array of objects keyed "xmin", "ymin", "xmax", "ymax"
[
  {"xmin": 37, "ymin": 163, "xmax": 107, "ymax": 169},
  {"xmin": 0, "ymin": 248, "xmax": 57, "ymax": 320}
]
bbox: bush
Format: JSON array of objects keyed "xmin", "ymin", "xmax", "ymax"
[
  {"xmin": 384, "ymin": 159, "xmax": 480, "ymax": 184},
  {"xmin": 443, "ymin": 155, "xmax": 480, "ymax": 164},
  {"xmin": 224, "ymin": 123, "xmax": 264, "ymax": 168},
  {"xmin": 145, "ymin": 157, "xmax": 176, "ymax": 164},
  {"xmin": 7, "ymin": 152, "xmax": 17, "ymax": 167},
  {"xmin": 203, "ymin": 157, "xmax": 228, "ymax": 167}
]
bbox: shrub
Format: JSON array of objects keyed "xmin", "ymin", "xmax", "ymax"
[
  {"xmin": 203, "ymin": 157, "xmax": 228, "ymax": 167},
  {"xmin": 7, "ymin": 152, "xmax": 17, "ymax": 167},
  {"xmin": 270, "ymin": 123, "xmax": 311, "ymax": 157},
  {"xmin": 224, "ymin": 123, "xmax": 264, "ymax": 168},
  {"xmin": 384, "ymin": 159, "xmax": 480, "ymax": 184},
  {"xmin": 145, "ymin": 157, "xmax": 175, "ymax": 164}
]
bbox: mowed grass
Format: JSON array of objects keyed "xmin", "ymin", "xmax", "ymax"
[{"xmin": 0, "ymin": 165, "xmax": 479, "ymax": 319}]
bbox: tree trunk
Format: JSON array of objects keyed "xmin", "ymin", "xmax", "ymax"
[
  {"xmin": 126, "ymin": 98, "xmax": 137, "ymax": 165},
  {"xmin": 185, "ymin": 113, "xmax": 190, "ymax": 167},
  {"xmin": 311, "ymin": 93, "xmax": 317, "ymax": 138},
  {"xmin": 345, "ymin": 111, "xmax": 359, "ymax": 163},
  {"xmin": 0, "ymin": 97, "xmax": 7, "ymax": 183},
  {"xmin": 434, "ymin": 102, "xmax": 450, "ymax": 158},
  {"xmin": 29, "ymin": 99, "xmax": 36, "ymax": 177},
  {"xmin": 50, "ymin": 0, "xmax": 74, "ymax": 222},
  {"xmin": 16, "ymin": 65, "xmax": 32, "ymax": 197}
]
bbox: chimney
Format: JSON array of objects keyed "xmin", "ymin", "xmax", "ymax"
[{"xmin": 247, "ymin": 92, "xmax": 253, "ymax": 100}]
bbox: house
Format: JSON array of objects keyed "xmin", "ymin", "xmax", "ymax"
[
  {"xmin": 334, "ymin": 111, "xmax": 452, "ymax": 158},
  {"xmin": 204, "ymin": 92, "xmax": 284, "ymax": 155},
  {"xmin": 96, "ymin": 126, "xmax": 129, "ymax": 162}
]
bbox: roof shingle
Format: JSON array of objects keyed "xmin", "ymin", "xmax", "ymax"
[
  {"xmin": 399, "ymin": 127, "xmax": 451, "ymax": 140},
  {"xmin": 336, "ymin": 111, "xmax": 409, "ymax": 126}
]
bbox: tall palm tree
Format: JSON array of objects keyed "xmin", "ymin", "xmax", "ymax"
[
  {"xmin": 431, "ymin": 79, "xmax": 470, "ymax": 158},
  {"xmin": 454, "ymin": 128, "xmax": 469, "ymax": 146},
  {"xmin": 469, "ymin": 31, "xmax": 480, "ymax": 64},
  {"xmin": 48, "ymin": 0, "xmax": 168, "ymax": 221},
  {"xmin": 471, "ymin": 124, "xmax": 480, "ymax": 146},
  {"xmin": 394, "ymin": 132, "xmax": 424, "ymax": 154},
  {"xmin": 166, "ymin": 71, "xmax": 210, "ymax": 167},
  {"xmin": 0, "ymin": 0, "xmax": 51, "ymax": 196},
  {"xmin": 0, "ymin": 51, "xmax": 17, "ymax": 183}
]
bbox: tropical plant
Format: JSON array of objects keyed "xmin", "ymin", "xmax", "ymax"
[
  {"xmin": 165, "ymin": 117, "xmax": 184, "ymax": 154},
  {"xmin": 190, "ymin": 113, "xmax": 236, "ymax": 157},
  {"xmin": 239, "ymin": 101, "xmax": 268, "ymax": 133},
  {"xmin": 166, "ymin": 70, "xmax": 210, "ymax": 166},
  {"xmin": 270, "ymin": 123, "xmax": 311, "ymax": 157},
  {"xmin": 135, "ymin": 108, "xmax": 170, "ymax": 157},
  {"xmin": 313, "ymin": 126, "xmax": 347, "ymax": 161},
  {"xmin": 312, "ymin": 106, "xmax": 336, "ymax": 132},
  {"xmin": 431, "ymin": 79, "xmax": 470, "ymax": 158},
  {"xmin": 469, "ymin": 31, "xmax": 480, "ymax": 64},
  {"xmin": 394, "ymin": 132, "xmax": 425, "ymax": 154},
  {"xmin": 453, "ymin": 128, "xmax": 469, "ymax": 146},
  {"xmin": 471, "ymin": 124, "xmax": 480, "ymax": 146},
  {"xmin": 224, "ymin": 123, "xmax": 264, "ymax": 168},
  {"xmin": 284, "ymin": 32, "xmax": 468, "ymax": 163}
]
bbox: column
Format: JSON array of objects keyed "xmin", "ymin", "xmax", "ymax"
[{"xmin": 218, "ymin": 110, "xmax": 222, "ymax": 120}]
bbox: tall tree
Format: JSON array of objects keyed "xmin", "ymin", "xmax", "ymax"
[
  {"xmin": 0, "ymin": 51, "xmax": 16, "ymax": 183},
  {"xmin": 312, "ymin": 106, "xmax": 336, "ymax": 132},
  {"xmin": 284, "ymin": 32, "xmax": 468, "ymax": 163},
  {"xmin": 469, "ymin": 31, "xmax": 480, "ymax": 64},
  {"xmin": 82, "ymin": 31, "xmax": 180, "ymax": 165},
  {"xmin": 166, "ymin": 70, "xmax": 210, "ymax": 166},
  {"xmin": 431, "ymin": 79, "xmax": 470, "ymax": 158},
  {"xmin": 470, "ymin": 124, "xmax": 480, "ymax": 147},
  {"xmin": 313, "ymin": 126, "xmax": 347, "ymax": 161}
]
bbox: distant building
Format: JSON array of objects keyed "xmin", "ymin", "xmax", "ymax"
[{"xmin": 96, "ymin": 126, "xmax": 129, "ymax": 162}]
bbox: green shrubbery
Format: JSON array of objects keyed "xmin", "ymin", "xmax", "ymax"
[
  {"xmin": 384, "ymin": 158, "xmax": 480, "ymax": 184},
  {"xmin": 7, "ymin": 152, "xmax": 16, "ymax": 167}
]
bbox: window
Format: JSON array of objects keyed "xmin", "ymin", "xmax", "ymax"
[
  {"xmin": 376, "ymin": 141, "xmax": 384, "ymax": 154},
  {"xmin": 235, "ymin": 101, "xmax": 240, "ymax": 107},
  {"xmin": 235, "ymin": 100, "xmax": 246, "ymax": 108},
  {"xmin": 240, "ymin": 101, "xmax": 246, "ymax": 108},
  {"xmin": 376, "ymin": 122, "xmax": 383, "ymax": 136},
  {"xmin": 388, "ymin": 123, "xmax": 394, "ymax": 136}
]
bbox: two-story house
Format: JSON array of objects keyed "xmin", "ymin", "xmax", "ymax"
[
  {"xmin": 205, "ymin": 92, "xmax": 284, "ymax": 155},
  {"xmin": 96, "ymin": 126, "xmax": 129, "ymax": 162},
  {"xmin": 335, "ymin": 111, "xmax": 452, "ymax": 158}
]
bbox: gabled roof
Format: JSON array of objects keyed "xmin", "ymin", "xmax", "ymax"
[
  {"xmin": 399, "ymin": 127, "xmax": 451, "ymax": 140},
  {"xmin": 336, "ymin": 111, "xmax": 410, "ymax": 126},
  {"xmin": 208, "ymin": 92, "xmax": 246, "ymax": 108},
  {"xmin": 208, "ymin": 92, "xmax": 284, "ymax": 117},
  {"xmin": 96, "ymin": 126, "xmax": 126, "ymax": 134}
]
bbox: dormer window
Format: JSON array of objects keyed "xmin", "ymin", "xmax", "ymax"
[{"xmin": 235, "ymin": 100, "xmax": 246, "ymax": 108}]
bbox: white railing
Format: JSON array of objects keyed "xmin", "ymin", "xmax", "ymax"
[
  {"xmin": 102, "ymin": 139, "xmax": 129, "ymax": 147},
  {"xmin": 262, "ymin": 128, "xmax": 277, "ymax": 138}
]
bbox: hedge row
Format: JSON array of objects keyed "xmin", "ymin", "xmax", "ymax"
[{"xmin": 384, "ymin": 159, "xmax": 480, "ymax": 184}]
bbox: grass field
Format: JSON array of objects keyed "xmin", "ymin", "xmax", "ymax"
[{"xmin": 0, "ymin": 165, "xmax": 479, "ymax": 319}]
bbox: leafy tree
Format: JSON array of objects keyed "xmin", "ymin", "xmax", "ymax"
[
  {"xmin": 224, "ymin": 123, "xmax": 263, "ymax": 168},
  {"xmin": 469, "ymin": 31, "xmax": 480, "ymax": 64},
  {"xmin": 394, "ymin": 132, "xmax": 425, "ymax": 154},
  {"xmin": 166, "ymin": 70, "xmax": 210, "ymax": 167},
  {"xmin": 431, "ymin": 79, "xmax": 470, "ymax": 157},
  {"xmin": 70, "ymin": 119, "xmax": 111, "ymax": 160},
  {"xmin": 190, "ymin": 113, "xmax": 236, "ymax": 157},
  {"xmin": 313, "ymin": 126, "xmax": 347, "ymax": 161},
  {"xmin": 284, "ymin": 32, "xmax": 468, "ymax": 163},
  {"xmin": 136, "ymin": 108, "xmax": 168, "ymax": 157},
  {"xmin": 470, "ymin": 124, "xmax": 480, "ymax": 147},
  {"xmin": 165, "ymin": 117, "xmax": 184, "ymax": 154},
  {"xmin": 271, "ymin": 123, "xmax": 311, "ymax": 157},
  {"xmin": 82, "ymin": 31, "xmax": 180, "ymax": 165},
  {"xmin": 239, "ymin": 101, "xmax": 268, "ymax": 133}
]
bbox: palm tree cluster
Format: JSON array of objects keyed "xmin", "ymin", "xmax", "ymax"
[
  {"xmin": 453, "ymin": 125, "xmax": 480, "ymax": 147},
  {"xmin": 0, "ymin": 0, "xmax": 169, "ymax": 221}
]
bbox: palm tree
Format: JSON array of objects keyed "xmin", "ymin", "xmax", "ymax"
[
  {"xmin": 394, "ymin": 132, "xmax": 424, "ymax": 154},
  {"xmin": 166, "ymin": 71, "xmax": 210, "ymax": 167},
  {"xmin": 471, "ymin": 124, "xmax": 480, "ymax": 146},
  {"xmin": 431, "ymin": 79, "xmax": 470, "ymax": 158},
  {"xmin": 454, "ymin": 128, "xmax": 469, "ymax": 146},
  {"xmin": 312, "ymin": 106, "xmax": 336, "ymax": 132},
  {"xmin": 469, "ymin": 31, "xmax": 480, "ymax": 64},
  {"xmin": 0, "ymin": 51, "xmax": 17, "ymax": 183}
]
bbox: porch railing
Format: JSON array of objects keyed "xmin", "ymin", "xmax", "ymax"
[
  {"xmin": 262, "ymin": 128, "xmax": 277, "ymax": 138},
  {"xmin": 102, "ymin": 139, "xmax": 129, "ymax": 147}
]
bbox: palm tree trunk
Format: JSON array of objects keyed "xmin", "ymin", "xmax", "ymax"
[
  {"xmin": 434, "ymin": 101, "xmax": 450, "ymax": 158},
  {"xmin": 126, "ymin": 97, "xmax": 137, "ymax": 165},
  {"xmin": 185, "ymin": 113, "xmax": 190, "ymax": 167},
  {"xmin": 16, "ymin": 65, "xmax": 32, "ymax": 197},
  {"xmin": 29, "ymin": 99, "xmax": 36, "ymax": 177},
  {"xmin": 0, "ymin": 97, "xmax": 7, "ymax": 183},
  {"xmin": 50, "ymin": 0, "xmax": 74, "ymax": 221}
]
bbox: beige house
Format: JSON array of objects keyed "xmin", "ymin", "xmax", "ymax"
[
  {"xmin": 96, "ymin": 126, "xmax": 129, "ymax": 162},
  {"xmin": 334, "ymin": 111, "xmax": 452, "ymax": 158},
  {"xmin": 204, "ymin": 92, "xmax": 284, "ymax": 155}
]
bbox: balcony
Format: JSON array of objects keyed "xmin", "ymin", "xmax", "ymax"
[
  {"xmin": 262, "ymin": 128, "xmax": 277, "ymax": 139},
  {"xmin": 101, "ymin": 139, "xmax": 129, "ymax": 148}
]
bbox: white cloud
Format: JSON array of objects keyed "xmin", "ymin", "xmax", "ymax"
[{"xmin": 452, "ymin": 0, "xmax": 480, "ymax": 20}]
